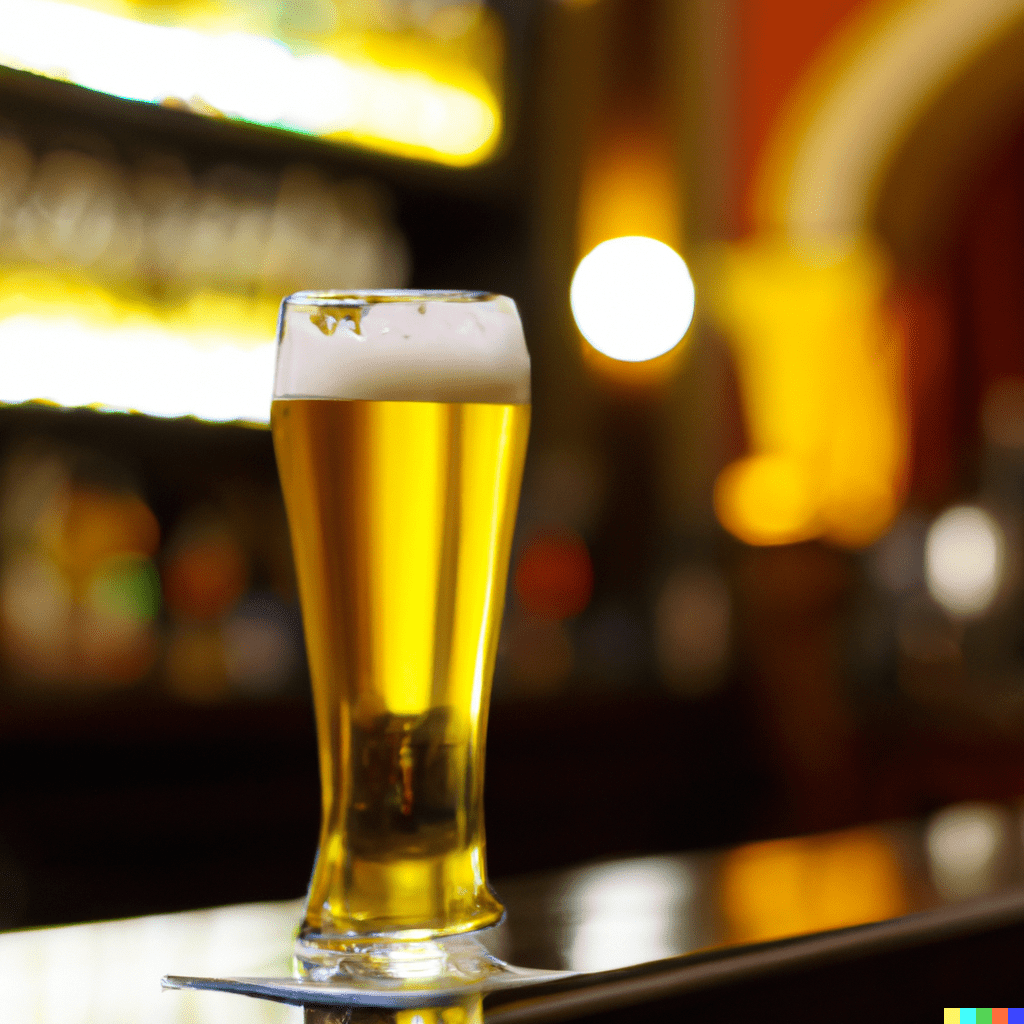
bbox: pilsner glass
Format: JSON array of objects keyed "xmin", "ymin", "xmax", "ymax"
[{"xmin": 271, "ymin": 290, "xmax": 530, "ymax": 980}]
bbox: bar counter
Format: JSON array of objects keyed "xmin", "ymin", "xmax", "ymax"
[{"xmin": 4, "ymin": 801, "xmax": 1022, "ymax": 1022}]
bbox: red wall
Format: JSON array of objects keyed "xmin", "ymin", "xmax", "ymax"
[{"xmin": 735, "ymin": 0, "xmax": 869, "ymax": 232}]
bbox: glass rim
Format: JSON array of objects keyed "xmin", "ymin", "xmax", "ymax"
[{"xmin": 283, "ymin": 289, "xmax": 499, "ymax": 308}]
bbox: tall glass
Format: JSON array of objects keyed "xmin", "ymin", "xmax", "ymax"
[{"xmin": 271, "ymin": 291, "xmax": 530, "ymax": 980}]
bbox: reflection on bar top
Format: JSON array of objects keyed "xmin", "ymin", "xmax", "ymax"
[{"xmin": 1, "ymin": 802, "xmax": 1022, "ymax": 1023}]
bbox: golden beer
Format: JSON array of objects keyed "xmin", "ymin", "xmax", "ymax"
[{"xmin": 270, "ymin": 291, "xmax": 530, "ymax": 966}]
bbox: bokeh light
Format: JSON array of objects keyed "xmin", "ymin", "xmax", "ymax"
[
  {"xmin": 0, "ymin": 448, "xmax": 163, "ymax": 688},
  {"xmin": 163, "ymin": 530, "xmax": 249, "ymax": 622},
  {"xmin": 0, "ymin": 899, "xmax": 299, "ymax": 1023},
  {"xmin": 721, "ymin": 830, "xmax": 907, "ymax": 944},
  {"xmin": 514, "ymin": 532, "xmax": 593, "ymax": 620},
  {"xmin": 713, "ymin": 453, "xmax": 819, "ymax": 547},
  {"xmin": 570, "ymin": 237, "xmax": 695, "ymax": 362},
  {"xmin": 924, "ymin": 505, "xmax": 1005, "ymax": 618},
  {"xmin": 926, "ymin": 803, "xmax": 1013, "ymax": 902},
  {"xmin": 0, "ymin": 313, "xmax": 276, "ymax": 424},
  {"xmin": 565, "ymin": 857, "xmax": 695, "ymax": 972},
  {"xmin": 85, "ymin": 554, "xmax": 161, "ymax": 624},
  {"xmin": 710, "ymin": 240, "xmax": 904, "ymax": 549}
]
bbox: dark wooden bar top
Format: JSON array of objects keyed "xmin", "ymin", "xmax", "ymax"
[{"xmin": 4, "ymin": 801, "xmax": 1023, "ymax": 1022}]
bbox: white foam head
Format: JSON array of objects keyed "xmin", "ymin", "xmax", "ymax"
[{"xmin": 274, "ymin": 290, "xmax": 530, "ymax": 404}]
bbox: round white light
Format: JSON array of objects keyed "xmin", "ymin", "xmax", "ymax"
[
  {"xmin": 924, "ymin": 505, "xmax": 1005, "ymax": 618},
  {"xmin": 926, "ymin": 803, "xmax": 1010, "ymax": 902},
  {"xmin": 570, "ymin": 236, "xmax": 695, "ymax": 362}
]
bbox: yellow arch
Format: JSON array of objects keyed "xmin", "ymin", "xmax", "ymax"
[
  {"xmin": 755, "ymin": 0, "xmax": 1024, "ymax": 236},
  {"xmin": 713, "ymin": 0, "xmax": 1024, "ymax": 546}
]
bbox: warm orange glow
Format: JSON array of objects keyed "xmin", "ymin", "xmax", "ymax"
[
  {"xmin": 711, "ymin": 239, "xmax": 907, "ymax": 548},
  {"xmin": 579, "ymin": 339, "xmax": 689, "ymax": 390},
  {"xmin": 753, "ymin": 0, "xmax": 1024, "ymax": 235},
  {"xmin": 730, "ymin": 0, "xmax": 1010, "ymax": 548},
  {"xmin": 714, "ymin": 453, "xmax": 819, "ymax": 547},
  {"xmin": 577, "ymin": 120, "xmax": 682, "ymax": 257},
  {"xmin": 51, "ymin": 491, "xmax": 161, "ymax": 590},
  {"xmin": 721, "ymin": 829, "xmax": 908, "ymax": 945},
  {"xmin": 574, "ymin": 105, "xmax": 687, "ymax": 383},
  {"xmin": 1, "ymin": 475, "xmax": 162, "ymax": 686}
]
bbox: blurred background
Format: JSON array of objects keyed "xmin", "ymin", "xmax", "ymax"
[{"xmin": 2, "ymin": 0, "xmax": 1024, "ymax": 934}]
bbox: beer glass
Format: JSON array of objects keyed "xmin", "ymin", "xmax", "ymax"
[{"xmin": 271, "ymin": 290, "xmax": 530, "ymax": 982}]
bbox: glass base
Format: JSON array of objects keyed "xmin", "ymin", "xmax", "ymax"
[
  {"xmin": 294, "ymin": 933, "xmax": 510, "ymax": 988},
  {"xmin": 164, "ymin": 934, "xmax": 575, "ymax": 1009}
]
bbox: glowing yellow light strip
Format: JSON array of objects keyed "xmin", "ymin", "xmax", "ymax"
[
  {"xmin": 0, "ymin": 314, "xmax": 275, "ymax": 423},
  {"xmin": 0, "ymin": 279, "xmax": 277, "ymax": 423},
  {"xmin": 0, "ymin": 0, "xmax": 500, "ymax": 166}
]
